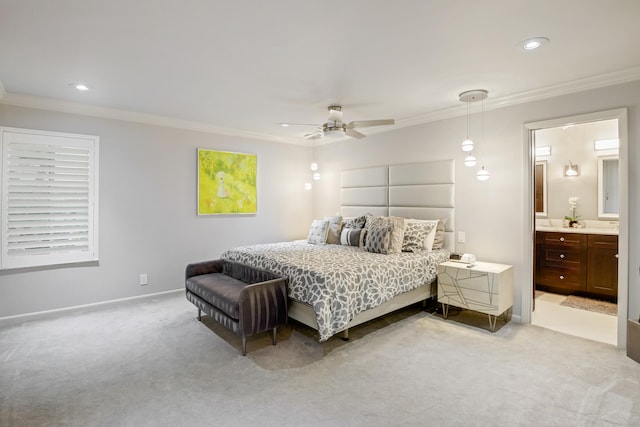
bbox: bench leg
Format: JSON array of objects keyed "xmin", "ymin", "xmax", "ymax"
[
  {"xmin": 272, "ymin": 327, "xmax": 277, "ymax": 346},
  {"xmin": 242, "ymin": 337, "xmax": 247, "ymax": 356},
  {"xmin": 197, "ymin": 308, "xmax": 201, "ymax": 321}
]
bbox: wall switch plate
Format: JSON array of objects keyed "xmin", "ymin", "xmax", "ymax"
[
  {"xmin": 457, "ymin": 232, "xmax": 466, "ymax": 244},
  {"xmin": 139, "ymin": 273, "xmax": 148, "ymax": 286}
]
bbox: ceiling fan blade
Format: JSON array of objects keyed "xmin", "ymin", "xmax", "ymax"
[
  {"xmin": 279, "ymin": 122, "xmax": 320, "ymax": 127},
  {"xmin": 304, "ymin": 129, "xmax": 324, "ymax": 140},
  {"xmin": 347, "ymin": 119, "xmax": 395, "ymax": 129},
  {"xmin": 345, "ymin": 129, "xmax": 366, "ymax": 139}
]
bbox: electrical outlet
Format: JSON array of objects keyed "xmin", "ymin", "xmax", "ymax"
[{"xmin": 139, "ymin": 273, "xmax": 148, "ymax": 286}]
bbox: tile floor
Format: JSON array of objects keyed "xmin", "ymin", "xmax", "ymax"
[{"xmin": 532, "ymin": 292, "xmax": 618, "ymax": 345}]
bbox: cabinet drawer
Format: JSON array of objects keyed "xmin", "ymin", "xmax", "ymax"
[
  {"xmin": 542, "ymin": 232, "xmax": 586, "ymax": 247},
  {"xmin": 587, "ymin": 234, "xmax": 618, "ymax": 249},
  {"xmin": 543, "ymin": 248, "xmax": 584, "ymax": 266},
  {"xmin": 538, "ymin": 267, "xmax": 586, "ymax": 291}
]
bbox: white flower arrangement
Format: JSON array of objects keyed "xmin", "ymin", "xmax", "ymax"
[{"xmin": 565, "ymin": 196, "xmax": 580, "ymax": 224}]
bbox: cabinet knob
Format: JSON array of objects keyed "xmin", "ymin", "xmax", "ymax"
[
  {"xmin": 559, "ymin": 275, "xmax": 565, "ymax": 280},
  {"xmin": 615, "ymin": 254, "xmax": 619, "ymax": 259},
  {"xmin": 560, "ymin": 237, "xmax": 565, "ymax": 242},
  {"xmin": 560, "ymin": 254, "xmax": 565, "ymax": 259}
]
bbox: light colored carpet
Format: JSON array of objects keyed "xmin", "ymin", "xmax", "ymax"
[
  {"xmin": 1, "ymin": 291, "xmax": 639, "ymax": 427},
  {"xmin": 560, "ymin": 295, "xmax": 618, "ymax": 316}
]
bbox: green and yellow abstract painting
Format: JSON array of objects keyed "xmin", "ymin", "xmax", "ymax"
[{"xmin": 198, "ymin": 149, "xmax": 257, "ymax": 215}]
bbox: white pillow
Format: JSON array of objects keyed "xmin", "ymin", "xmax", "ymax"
[
  {"xmin": 404, "ymin": 219, "xmax": 439, "ymax": 252},
  {"xmin": 307, "ymin": 219, "xmax": 330, "ymax": 245}
]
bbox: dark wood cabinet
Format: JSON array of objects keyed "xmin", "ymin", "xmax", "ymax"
[
  {"xmin": 586, "ymin": 234, "xmax": 618, "ymax": 297},
  {"xmin": 536, "ymin": 231, "xmax": 618, "ymax": 299}
]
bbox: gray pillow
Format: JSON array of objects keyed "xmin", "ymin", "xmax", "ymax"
[
  {"xmin": 323, "ymin": 215, "xmax": 343, "ymax": 244},
  {"xmin": 340, "ymin": 227, "xmax": 366, "ymax": 247},
  {"xmin": 365, "ymin": 216, "xmax": 405, "ymax": 254},
  {"xmin": 432, "ymin": 219, "xmax": 448, "ymax": 250},
  {"xmin": 364, "ymin": 224, "xmax": 392, "ymax": 254}
]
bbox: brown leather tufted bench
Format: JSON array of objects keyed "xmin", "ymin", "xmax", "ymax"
[{"xmin": 185, "ymin": 259, "xmax": 288, "ymax": 356}]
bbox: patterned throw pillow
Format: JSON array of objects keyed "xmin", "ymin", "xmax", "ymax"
[
  {"xmin": 340, "ymin": 227, "xmax": 367, "ymax": 247},
  {"xmin": 342, "ymin": 213, "xmax": 369, "ymax": 230},
  {"xmin": 402, "ymin": 221, "xmax": 436, "ymax": 252},
  {"xmin": 323, "ymin": 215, "xmax": 343, "ymax": 244},
  {"xmin": 307, "ymin": 219, "xmax": 330, "ymax": 245},
  {"xmin": 364, "ymin": 216, "xmax": 405, "ymax": 254},
  {"xmin": 364, "ymin": 224, "xmax": 392, "ymax": 254},
  {"xmin": 432, "ymin": 218, "xmax": 448, "ymax": 249}
]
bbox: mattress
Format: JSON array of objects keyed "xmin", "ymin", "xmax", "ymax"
[{"xmin": 221, "ymin": 241, "xmax": 449, "ymax": 341}]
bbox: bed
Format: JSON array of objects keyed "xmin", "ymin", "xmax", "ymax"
[{"xmin": 221, "ymin": 160, "xmax": 455, "ymax": 341}]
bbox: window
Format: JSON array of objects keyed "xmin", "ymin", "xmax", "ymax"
[{"xmin": 0, "ymin": 127, "xmax": 99, "ymax": 269}]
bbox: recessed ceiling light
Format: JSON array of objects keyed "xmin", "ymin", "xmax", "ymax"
[
  {"xmin": 520, "ymin": 37, "xmax": 549, "ymax": 51},
  {"xmin": 70, "ymin": 83, "xmax": 90, "ymax": 91}
]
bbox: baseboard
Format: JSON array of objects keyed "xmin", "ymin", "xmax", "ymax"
[{"xmin": 0, "ymin": 288, "xmax": 183, "ymax": 323}]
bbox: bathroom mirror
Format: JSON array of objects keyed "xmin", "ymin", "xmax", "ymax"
[
  {"xmin": 598, "ymin": 155, "xmax": 619, "ymax": 218},
  {"xmin": 535, "ymin": 161, "xmax": 547, "ymax": 217}
]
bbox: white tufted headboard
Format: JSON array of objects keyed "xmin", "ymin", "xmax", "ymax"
[{"xmin": 340, "ymin": 160, "xmax": 455, "ymax": 251}]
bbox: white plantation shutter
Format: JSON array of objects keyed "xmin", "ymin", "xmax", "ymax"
[{"xmin": 1, "ymin": 127, "xmax": 99, "ymax": 269}]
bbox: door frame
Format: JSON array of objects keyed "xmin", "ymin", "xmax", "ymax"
[{"xmin": 521, "ymin": 108, "xmax": 629, "ymax": 348}]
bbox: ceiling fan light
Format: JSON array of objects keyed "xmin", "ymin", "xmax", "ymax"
[
  {"xmin": 464, "ymin": 155, "xmax": 477, "ymax": 167},
  {"xmin": 476, "ymin": 166, "xmax": 490, "ymax": 181},
  {"xmin": 461, "ymin": 138, "xmax": 474, "ymax": 152},
  {"xmin": 323, "ymin": 129, "xmax": 345, "ymax": 139}
]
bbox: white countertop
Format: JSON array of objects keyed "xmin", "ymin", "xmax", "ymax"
[{"xmin": 535, "ymin": 226, "xmax": 618, "ymax": 235}]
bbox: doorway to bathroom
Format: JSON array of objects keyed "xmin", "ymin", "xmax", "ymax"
[{"xmin": 524, "ymin": 109, "xmax": 629, "ymax": 347}]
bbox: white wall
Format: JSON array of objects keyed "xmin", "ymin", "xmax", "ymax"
[
  {"xmin": 312, "ymin": 81, "xmax": 640, "ymax": 322},
  {"xmin": 0, "ymin": 105, "xmax": 312, "ymax": 317}
]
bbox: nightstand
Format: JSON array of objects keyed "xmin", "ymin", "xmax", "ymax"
[{"xmin": 437, "ymin": 261, "xmax": 514, "ymax": 332}]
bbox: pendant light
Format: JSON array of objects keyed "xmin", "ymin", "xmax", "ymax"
[
  {"xmin": 310, "ymin": 139, "xmax": 320, "ymax": 181},
  {"xmin": 476, "ymin": 93, "xmax": 490, "ymax": 181},
  {"xmin": 460, "ymin": 95, "xmax": 474, "ymax": 153},
  {"xmin": 459, "ymin": 89, "xmax": 490, "ymax": 181}
]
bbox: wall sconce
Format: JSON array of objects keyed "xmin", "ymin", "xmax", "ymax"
[
  {"xmin": 564, "ymin": 162, "xmax": 580, "ymax": 177},
  {"xmin": 535, "ymin": 146, "xmax": 551, "ymax": 157}
]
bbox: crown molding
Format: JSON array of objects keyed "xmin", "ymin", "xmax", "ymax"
[
  {"xmin": 396, "ymin": 66, "xmax": 640, "ymax": 130},
  {"xmin": 2, "ymin": 66, "xmax": 639, "ymax": 146},
  {"xmin": 0, "ymin": 93, "xmax": 305, "ymax": 145}
]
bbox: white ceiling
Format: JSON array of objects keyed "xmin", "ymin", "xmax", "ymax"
[{"xmin": 1, "ymin": 0, "xmax": 640, "ymax": 144}]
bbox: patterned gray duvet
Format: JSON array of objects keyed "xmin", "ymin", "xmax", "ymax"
[{"xmin": 221, "ymin": 241, "xmax": 449, "ymax": 341}]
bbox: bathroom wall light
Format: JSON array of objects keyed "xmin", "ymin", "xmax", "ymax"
[
  {"xmin": 535, "ymin": 146, "xmax": 551, "ymax": 157},
  {"xmin": 564, "ymin": 162, "xmax": 580, "ymax": 177},
  {"xmin": 594, "ymin": 138, "xmax": 619, "ymax": 151}
]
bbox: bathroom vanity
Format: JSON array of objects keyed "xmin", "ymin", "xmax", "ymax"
[{"xmin": 536, "ymin": 223, "xmax": 618, "ymax": 300}]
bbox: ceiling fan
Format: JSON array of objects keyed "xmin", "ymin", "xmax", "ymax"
[{"xmin": 283, "ymin": 105, "xmax": 395, "ymax": 140}]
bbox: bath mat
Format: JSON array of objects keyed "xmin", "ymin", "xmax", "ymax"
[{"xmin": 560, "ymin": 295, "xmax": 617, "ymax": 316}]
